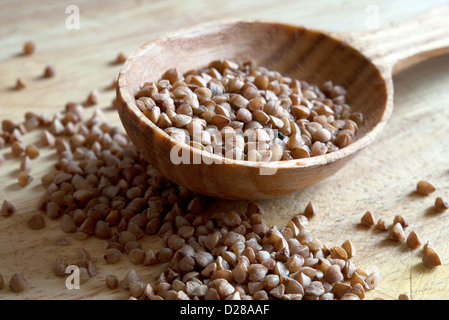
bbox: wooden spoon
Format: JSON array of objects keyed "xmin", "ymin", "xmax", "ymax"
[{"xmin": 117, "ymin": 5, "xmax": 449, "ymax": 200}]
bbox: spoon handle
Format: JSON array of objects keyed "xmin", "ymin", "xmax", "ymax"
[{"xmin": 340, "ymin": 4, "xmax": 449, "ymax": 75}]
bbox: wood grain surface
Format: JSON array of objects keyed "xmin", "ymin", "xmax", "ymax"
[{"xmin": 1, "ymin": 0, "xmax": 449, "ymax": 300}]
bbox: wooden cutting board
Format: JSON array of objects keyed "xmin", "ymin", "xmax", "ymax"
[{"xmin": 1, "ymin": 0, "xmax": 449, "ymax": 300}]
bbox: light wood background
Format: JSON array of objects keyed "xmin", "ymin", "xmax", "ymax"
[{"xmin": 1, "ymin": 0, "xmax": 449, "ymax": 300}]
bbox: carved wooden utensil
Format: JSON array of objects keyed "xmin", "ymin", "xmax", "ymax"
[{"xmin": 117, "ymin": 5, "xmax": 449, "ymax": 200}]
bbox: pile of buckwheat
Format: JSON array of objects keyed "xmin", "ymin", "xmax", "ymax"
[{"xmin": 134, "ymin": 59, "xmax": 363, "ymax": 162}]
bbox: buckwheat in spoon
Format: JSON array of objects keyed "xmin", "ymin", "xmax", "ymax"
[{"xmin": 117, "ymin": 5, "xmax": 449, "ymax": 200}]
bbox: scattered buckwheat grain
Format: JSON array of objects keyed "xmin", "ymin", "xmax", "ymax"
[
  {"xmin": 434, "ymin": 197, "xmax": 448, "ymax": 212},
  {"xmin": 422, "ymin": 246, "xmax": 442, "ymax": 268},
  {"xmin": 106, "ymin": 274, "xmax": 119, "ymax": 289},
  {"xmin": 1, "ymin": 200, "xmax": 16, "ymax": 217},
  {"xmin": 104, "ymin": 248, "xmax": 122, "ymax": 264},
  {"xmin": 20, "ymin": 156, "xmax": 32, "ymax": 173},
  {"xmin": 375, "ymin": 218, "xmax": 388, "ymax": 231},
  {"xmin": 303, "ymin": 201, "xmax": 317, "ymax": 218},
  {"xmin": 416, "ymin": 181, "xmax": 436, "ymax": 195},
  {"xmin": 423, "ymin": 241, "xmax": 431, "ymax": 255},
  {"xmin": 86, "ymin": 89, "xmax": 100, "ymax": 105},
  {"xmin": 26, "ymin": 214, "xmax": 46, "ymax": 230},
  {"xmin": 23, "ymin": 41, "xmax": 35, "ymax": 55},
  {"xmin": 398, "ymin": 293, "xmax": 411, "ymax": 300},
  {"xmin": 392, "ymin": 214, "xmax": 408, "ymax": 228},
  {"xmin": 15, "ymin": 78, "xmax": 26, "ymax": 90},
  {"xmin": 25, "ymin": 144, "xmax": 39, "ymax": 159},
  {"xmin": 44, "ymin": 65, "xmax": 56, "ymax": 78},
  {"xmin": 18, "ymin": 171, "xmax": 33, "ymax": 187},
  {"xmin": 388, "ymin": 223, "xmax": 406, "ymax": 242},
  {"xmin": 9, "ymin": 273, "xmax": 28, "ymax": 292},
  {"xmin": 0, "ymin": 98, "xmax": 385, "ymax": 301},
  {"xmin": 51, "ymin": 256, "xmax": 68, "ymax": 276},
  {"xmin": 360, "ymin": 211, "xmax": 375, "ymax": 226},
  {"xmin": 135, "ymin": 59, "xmax": 361, "ymax": 162},
  {"xmin": 406, "ymin": 230, "xmax": 422, "ymax": 249}
]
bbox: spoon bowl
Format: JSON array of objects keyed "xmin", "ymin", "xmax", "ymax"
[{"xmin": 117, "ymin": 6, "xmax": 449, "ymax": 200}]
